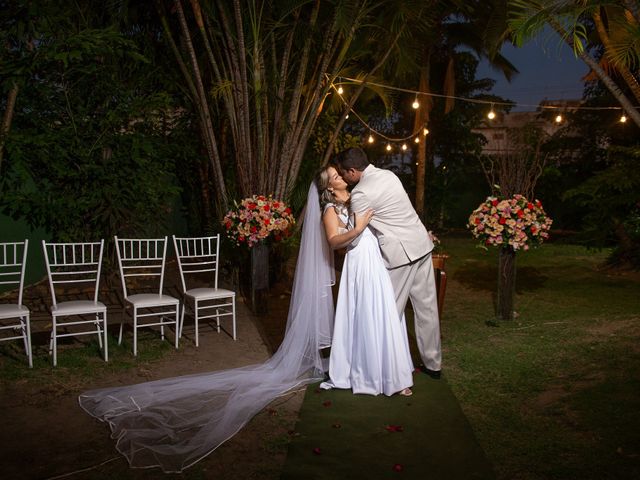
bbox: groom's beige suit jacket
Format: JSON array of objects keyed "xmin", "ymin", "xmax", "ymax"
[{"xmin": 350, "ymin": 164, "xmax": 433, "ymax": 269}]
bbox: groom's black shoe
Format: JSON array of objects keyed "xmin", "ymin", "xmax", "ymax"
[{"xmin": 420, "ymin": 366, "xmax": 442, "ymax": 379}]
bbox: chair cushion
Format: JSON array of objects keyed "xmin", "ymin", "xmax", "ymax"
[
  {"xmin": 51, "ymin": 300, "xmax": 106, "ymax": 315},
  {"xmin": 185, "ymin": 287, "xmax": 235, "ymax": 300},
  {"xmin": 127, "ymin": 293, "xmax": 180, "ymax": 307},
  {"xmin": 0, "ymin": 303, "xmax": 29, "ymax": 319}
]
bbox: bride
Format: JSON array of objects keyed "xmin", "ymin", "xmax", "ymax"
[
  {"xmin": 315, "ymin": 165, "xmax": 413, "ymax": 397},
  {"xmin": 78, "ymin": 169, "xmax": 410, "ymax": 473}
]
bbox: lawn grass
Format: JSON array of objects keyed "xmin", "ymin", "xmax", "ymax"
[
  {"xmin": 0, "ymin": 329, "xmax": 174, "ymax": 385},
  {"xmin": 440, "ymin": 236, "xmax": 640, "ymax": 479},
  {"xmin": 2, "ymin": 238, "xmax": 638, "ymax": 479}
]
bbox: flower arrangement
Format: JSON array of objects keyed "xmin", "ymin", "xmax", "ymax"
[
  {"xmin": 428, "ymin": 230, "xmax": 443, "ymax": 253},
  {"xmin": 223, "ymin": 195, "xmax": 295, "ymax": 248},
  {"xmin": 467, "ymin": 194, "xmax": 553, "ymax": 251}
]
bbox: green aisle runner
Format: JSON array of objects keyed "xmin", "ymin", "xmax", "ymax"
[{"xmin": 282, "ymin": 373, "xmax": 495, "ymax": 479}]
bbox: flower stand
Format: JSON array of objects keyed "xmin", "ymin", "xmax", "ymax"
[
  {"xmin": 237, "ymin": 244, "xmax": 270, "ymax": 315},
  {"xmin": 432, "ymin": 253, "xmax": 448, "ymax": 319},
  {"xmin": 497, "ymin": 245, "xmax": 516, "ymax": 320}
]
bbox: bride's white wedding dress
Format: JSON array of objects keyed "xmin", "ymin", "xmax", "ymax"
[{"xmin": 320, "ymin": 204, "xmax": 414, "ymax": 396}]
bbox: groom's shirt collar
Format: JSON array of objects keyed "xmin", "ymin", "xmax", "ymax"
[{"xmin": 360, "ymin": 164, "xmax": 374, "ymax": 180}]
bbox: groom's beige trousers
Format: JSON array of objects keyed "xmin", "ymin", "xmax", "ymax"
[{"xmin": 388, "ymin": 253, "xmax": 442, "ymax": 371}]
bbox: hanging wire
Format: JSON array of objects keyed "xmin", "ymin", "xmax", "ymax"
[
  {"xmin": 331, "ymin": 84, "xmax": 426, "ymax": 142},
  {"xmin": 328, "ymin": 73, "xmax": 633, "ymax": 111},
  {"xmin": 325, "ymin": 73, "xmax": 636, "ymax": 146}
]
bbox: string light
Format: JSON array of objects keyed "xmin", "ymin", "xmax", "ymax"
[
  {"xmin": 332, "ymin": 74, "xmax": 629, "ymax": 113},
  {"xmin": 487, "ymin": 103, "xmax": 496, "ymax": 120},
  {"xmin": 330, "ymin": 81, "xmax": 425, "ymax": 144},
  {"xmin": 327, "ymin": 74, "xmax": 631, "ymax": 153}
]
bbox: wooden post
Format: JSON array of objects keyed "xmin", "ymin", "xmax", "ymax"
[
  {"xmin": 250, "ymin": 243, "xmax": 269, "ymax": 314},
  {"xmin": 497, "ymin": 246, "xmax": 517, "ymax": 320}
]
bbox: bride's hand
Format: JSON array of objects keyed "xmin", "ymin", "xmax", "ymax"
[{"xmin": 354, "ymin": 209, "xmax": 374, "ymax": 232}]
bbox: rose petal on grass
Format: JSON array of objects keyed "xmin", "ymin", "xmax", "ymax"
[
  {"xmin": 322, "ymin": 400, "xmax": 332, "ymax": 407},
  {"xmin": 313, "ymin": 447, "xmax": 322, "ymax": 455},
  {"xmin": 392, "ymin": 463, "xmax": 403, "ymax": 472},
  {"xmin": 385, "ymin": 425, "xmax": 404, "ymax": 432}
]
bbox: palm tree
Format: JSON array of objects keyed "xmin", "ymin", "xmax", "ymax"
[
  {"xmin": 508, "ymin": 0, "xmax": 640, "ymax": 127},
  {"xmin": 400, "ymin": 0, "xmax": 518, "ymax": 219},
  {"xmin": 156, "ymin": 0, "xmax": 435, "ymax": 216}
]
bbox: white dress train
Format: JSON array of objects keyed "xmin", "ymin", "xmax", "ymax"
[
  {"xmin": 321, "ymin": 205, "xmax": 414, "ymax": 396},
  {"xmin": 78, "ymin": 183, "xmax": 334, "ymax": 473}
]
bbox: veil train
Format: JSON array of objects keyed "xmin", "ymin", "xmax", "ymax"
[{"xmin": 79, "ymin": 183, "xmax": 334, "ymax": 473}]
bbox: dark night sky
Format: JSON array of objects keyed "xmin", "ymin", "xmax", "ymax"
[{"xmin": 476, "ymin": 28, "xmax": 589, "ymax": 112}]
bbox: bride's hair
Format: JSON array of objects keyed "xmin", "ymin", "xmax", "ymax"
[{"xmin": 314, "ymin": 165, "xmax": 335, "ymax": 211}]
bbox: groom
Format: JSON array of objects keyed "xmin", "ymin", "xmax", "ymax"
[{"xmin": 334, "ymin": 147, "xmax": 442, "ymax": 376}]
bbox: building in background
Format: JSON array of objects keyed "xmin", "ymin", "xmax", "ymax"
[{"xmin": 474, "ymin": 100, "xmax": 582, "ymax": 154}]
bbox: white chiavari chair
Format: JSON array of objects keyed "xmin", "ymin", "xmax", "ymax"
[
  {"xmin": 42, "ymin": 240, "xmax": 107, "ymax": 366},
  {"xmin": 0, "ymin": 240, "xmax": 32, "ymax": 367},
  {"xmin": 114, "ymin": 236, "xmax": 179, "ymax": 356},
  {"xmin": 172, "ymin": 235, "xmax": 236, "ymax": 346}
]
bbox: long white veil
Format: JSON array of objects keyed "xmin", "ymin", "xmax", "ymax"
[{"xmin": 79, "ymin": 183, "xmax": 334, "ymax": 473}]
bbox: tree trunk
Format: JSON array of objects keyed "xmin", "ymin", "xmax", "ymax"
[
  {"xmin": 413, "ymin": 58, "xmax": 432, "ymax": 220},
  {"xmin": 174, "ymin": 0, "xmax": 228, "ymax": 211},
  {"xmin": 497, "ymin": 245, "xmax": 516, "ymax": 320},
  {"xmin": 0, "ymin": 82, "xmax": 19, "ymax": 172}
]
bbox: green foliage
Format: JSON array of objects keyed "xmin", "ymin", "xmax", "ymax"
[
  {"xmin": 564, "ymin": 145, "xmax": 640, "ymax": 266},
  {"xmin": 0, "ymin": 1, "xmax": 195, "ymax": 242},
  {"xmin": 535, "ymin": 74, "xmax": 640, "ymax": 267}
]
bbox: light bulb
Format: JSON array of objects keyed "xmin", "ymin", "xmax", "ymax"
[
  {"xmin": 402, "ymin": 143, "xmax": 407, "ymax": 151},
  {"xmin": 345, "ymin": 113, "xmax": 349, "ymax": 119},
  {"xmin": 337, "ymin": 85, "xmax": 344, "ymax": 95},
  {"xmin": 414, "ymin": 137, "xmax": 420, "ymax": 143},
  {"xmin": 620, "ymin": 114, "xmax": 627, "ymax": 123},
  {"xmin": 368, "ymin": 134, "xmax": 375, "ymax": 143},
  {"xmin": 412, "ymin": 99, "xmax": 420, "ymax": 109},
  {"xmin": 555, "ymin": 114, "xmax": 562, "ymax": 123},
  {"xmin": 423, "ymin": 127, "xmax": 429, "ymax": 136},
  {"xmin": 487, "ymin": 110, "xmax": 496, "ymax": 120},
  {"xmin": 386, "ymin": 144, "xmax": 392, "ymax": 152}
]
